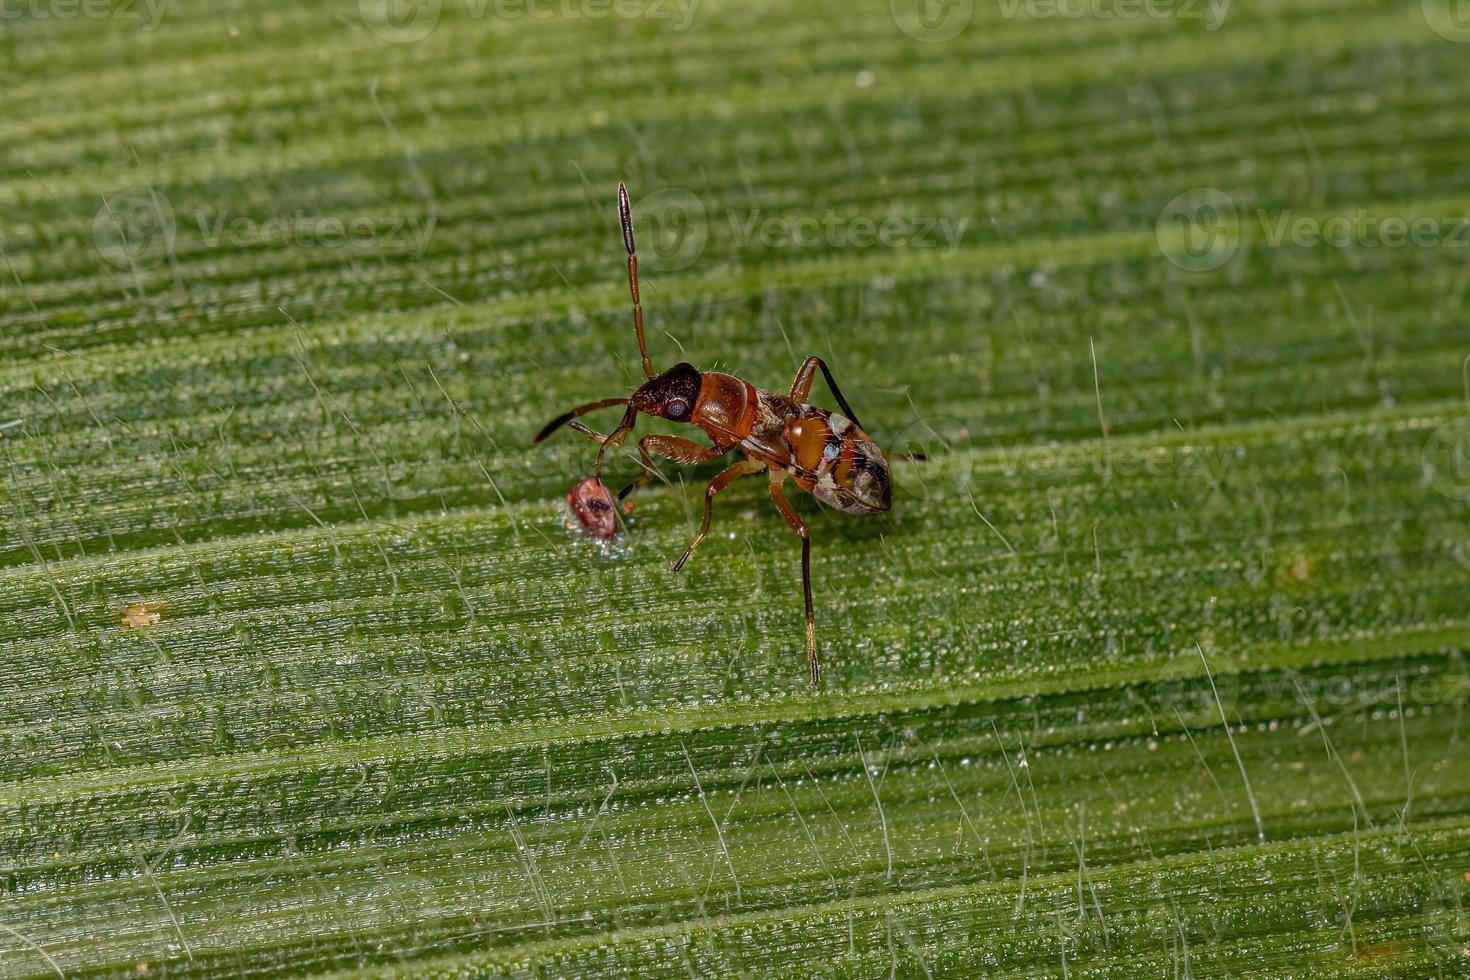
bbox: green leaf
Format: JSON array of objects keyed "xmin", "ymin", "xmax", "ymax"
[{"xmin": 2, "ymin": 0, "xmax": 1469, "ymax": 976}]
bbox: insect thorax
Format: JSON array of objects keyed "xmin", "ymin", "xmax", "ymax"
[{"xmin": 693, "ymin": 372, "xmax": 755, "ymax": 447}]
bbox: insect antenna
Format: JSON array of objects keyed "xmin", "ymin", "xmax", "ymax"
[
  {"xmin": 532, "ymin": 397, "xmax": 630, "ymax": 443},
  {"xmin": 619, "ymin": 183, "xmax": 656, "ymax": 380}
]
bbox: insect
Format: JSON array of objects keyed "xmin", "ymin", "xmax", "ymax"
[
  {"xmin": 566, "ymin": 476, "xmax": 619, "ymax": 541},
  {"xmin": 534, "ymin": 185, "xmax": 891, "ymax": 687}
]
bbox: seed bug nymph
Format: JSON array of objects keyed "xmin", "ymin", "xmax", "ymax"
[{"xmin": 534, "ymin": 184, "xmax": 891, "ymax": 687}]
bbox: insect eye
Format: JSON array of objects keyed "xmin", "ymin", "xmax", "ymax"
[{"xmin": 667, "ymin": 398, "xmax": 689, "ymax": 419}]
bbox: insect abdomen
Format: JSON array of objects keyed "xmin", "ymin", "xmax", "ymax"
[{"xmin": 784, "ymin": 407, "xmax": 891, "ymax": 514}]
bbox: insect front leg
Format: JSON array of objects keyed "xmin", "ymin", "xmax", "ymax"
[
  {"xmin": 767, "ymin": 472, "xmax": 819, "ymax": 688},
  {"xmin": 619, "ymin": 434, "xmax": 723, "ymax": 500},
  {"xmin": 789, "ymin": 356, "xmax": 866, "ymax": 430},
  {"xmin": 594, "ymin": 405, "xmax": 640, "ymax": 478},
  {"xmin": 671, "ymin": 458, "xmax": 765, "ymax": 572}
]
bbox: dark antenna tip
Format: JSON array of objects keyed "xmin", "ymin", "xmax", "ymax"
[{"xmin": 618, "ymin": 183, "xmax": 635, "ymax": 255}]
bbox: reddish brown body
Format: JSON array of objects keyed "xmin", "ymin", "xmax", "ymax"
[
  {"xmin": 566, "ymin": 476, "xmax": 619, "ymax": 541},
  {"xmin": 688, "ymin": 374, "xmax": 890, "ymax": 515},
  {"xmin": 533, "ymin": 184, "xmax": 893, "ymax": 687}
]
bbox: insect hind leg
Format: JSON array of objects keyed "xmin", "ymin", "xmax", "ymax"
[
  {"xmin": 767, "ymin": 472, "xmax": 819, "ymax": 688},
  {"xmin": 789, "ymin": 356, "xmax": 866, "ymax": 431}
]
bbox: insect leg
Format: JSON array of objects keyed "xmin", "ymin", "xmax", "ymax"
[
  {"xmin": 619, "ymin": 434, "xmax": 723, "ymax": 500},
  {"xmin": 767, "ymin": 472, "xmax": 818, "ymax": 688},
  {"xmin": 619, "ymin": 183, "xmax": 656, "ymax": 380},
  {"xmin": 789, "ymin": 356, "xmax": 865, "ymax": 430},
  {"xmin": 595, "ymin": 404, "xmax": 640, "ymax": 479},
  {"xmin": 671, "ymin": 458, "xmax": 765, "ymax": 572}
]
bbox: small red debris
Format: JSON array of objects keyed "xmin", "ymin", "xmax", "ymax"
[{"xmin": 567, "ymin": 477, "xmax": 618, "ymax": 541}]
